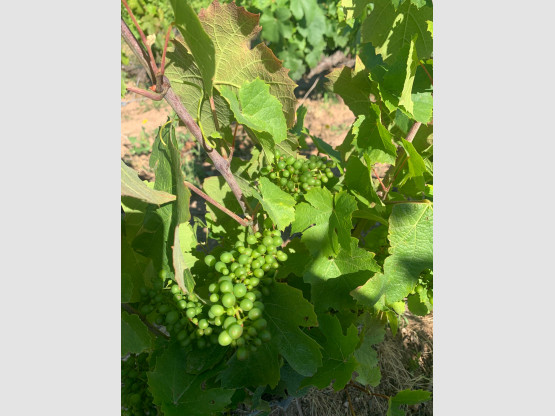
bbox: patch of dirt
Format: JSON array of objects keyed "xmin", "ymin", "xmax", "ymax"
[{"xmin": 301, "ymin": 97, "xmax": 355, "ymax": 149}]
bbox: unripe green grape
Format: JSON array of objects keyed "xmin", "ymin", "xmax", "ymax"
[
  {"xmin": 165, "ymin": 311, "xmax": 179, "ymax": 325},
  {"xmin": 247, "ymin": 327, "xmax": 257, "ymax": 337},
  {"xmin": 267, "ymin": 246, "xmax": 277, "ymax": 254},
  {"xmin": 198, "ymin": 319, "xmax": 209, "ymax": 330},
  {"xmin": 262, "ymin": 236, "xmax": 274, "ymax": 247},
  {"xmin": 251, "ymin": 259, "xmax": 262, "ymax": 269},
  {"xmin": 274, "ymin": 149, "xmax": 281, "ymax": 159},
  {"xmin": 325, "ymin": 170, "xmax": 334, "ymax": 178},
  {"xmin": 170, "ymin": 285, "xmax": 181, "ymax": 295},
  {"xmin": 214, "ymin": 261, "xmax": 226, "ymax": 273},
  {"xmin": 253, "ymin": 300, "xmax": 264, "ymax": 310},
  {"xmin": 210, "ymin": 304, "xmax": 225, "ymax": 317},
  {"xmin": 237, "ymin": 254, "xmax": 249, "ymax": 265},
  {"xmin": 287, "ymin": 181, "xmax": 295, "ymax": 190},
  {"xmin": 195, "ymin": 306, "xmax": 202, "ymax": 315},
  {"xmin": 214, "ymin": 316, "xmax": 223, "ymax": 326},
  {"xmin": 248, "ymin": 308, "xmax": 262, "ymax": 320},
  {"xmin": 240, "ymin": 298, "xmax": 253, "ymax": 311},
  {"xmin": 253, "ymin": 318, "xmax": 267, "ymax": 331},
  {"xmin": 233, "ymin": 283, "xmax": 247, "ymax": 298},
  {"xmin": 282, "ymin": 170, "xmax": 290, "ymax": 178},
  {"xmin": 192, "ymin": 317, "xmax": 199, "ymax": 325},
  {"xmin": 272, "ymin": 236, "xmax": 283, "ymax": 247},
  {"xmin": 253, "ymin": 337, "xmax": 263, "ymax": 346},
  {"xmin": 235, "ymin": 267, "xmax": 247, "ymax": 277},
  {"xmin": 237, "ymin": 346, "xmax": 249, "ymax": 361},
  {"xmin": 277, "ymin": 160, "xmax": 286, "ymax": 170},
  {"xmin": 205, "ymin": 255, "xmax": 216, "ymax": 267},
  {"xmin": 321, "ymin": 176, "xmax": 329, "ymax": 183},
  {"xmin": 226, "ymin": 308, "xmax": 235, "ymax": 316},
  {"xmin": 204, "ymin": 327, "xmax": 213, "ymax": 336},
  {"xmin": 208, "ymin": 310, "xmax": 215, "ymax": 319},
  {"xmin": 302, "ymin": 182, "xmax": 310, "ymax": 191},
  {"xmin": 229, "ymin": 262, "xmax": 240, "ymax": 272},
  {"xmin": 186, "ymin": 308, "xmax": 196, "ymax": 319},
  {"xmin": 262, "ymin": 263, "xmax": 271, "ymax": 272},
  {"xmin": 209, "ymin": 283, "xmax": 218, "ymax": 293},
  {"xmin": 250, "ymin": 277, "xmax": 260, "ymax": 287},
  {"xmin": 220, "ymin": 252, "xmax": 233, "ymax": 263},
  {"xmin": 228, "ymin": 324, "xmax": 243, "ymax": 339},
  {"xmin": 415, "ymin": 284, "xmax": 425, "ymax": 294},
  {"xmin": 173, "ymin": 293, "xmax": 183, "ymax": 302},
  {"xmin": 177, "ymin": 329, "xmax": 188, "ymax": 341},
  {"xmin": 196, "ymin": 328, "xmax": 204, "ymax": 336},
  {"xmin": 177, "ymin": 299, "xmax": 188, "ymax": 309},
  {"xmin": 218, "ymin": 330, "xmax": 233, "ymax": 346},
  {"xmin": 269, "ymin": 172, "xmax": 277, "ymax": 179},
  {"xmin": 208, "ymin": 293, "xmax": 218, "ymax": 303},
  {"xmin": 276, "ymin": 251, "xmax": 288, "ymax": 262},
  {"xmin": 243, "ymin": 247, "xmax": 253, "ymax": 257},
  {"xmin": 253, "ymin": 268, "xmax": 264, "ymax": 278},
  {"xmin": 220, "ymin": 280, "xmax": 233, "ymax": 293},
  {"xmin": 223, "ymin": 316, "xmax": 237, "ymax": 329},
  {"xmin": 256, "ymin": 244, "xmax": 267, "ymax": 254},
  {"xmin": 222, "ymin": 293, "xmax": 236, "ymax": 308},
  {"xmin": 245, "ymin": 292, "xmax": 256, "ymax": 302},
  {"xmin": 158, "ymin": 304, "xmax": 170, "ymax": 314},
  {"xmin": 246, "ymin": 234, "xmax": 258, "ymax": 245}
]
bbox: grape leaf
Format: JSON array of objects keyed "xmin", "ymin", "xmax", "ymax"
[
  {"xmin": 169, "ymin": 0, "xmax": 215, "ymax": 96},
  {"xmin": 304, "ymin": 238, "xmax": 380, "ymax": 284},
  {"xmin": 387, "ymin": 389, "xmax": 432, "ymax": 416},
  {"xmin": 325, "ymin": 66, "xmax": 374, "ymax": 117},
  {"xmin": 264, "ymin": 283, "xmax": 322, "ymax": 376},
  {"xmin": 148, "ymin": 343, "xmax": 234, "ymax": 416},
  {"xmin": 301, "ymin": 314, "xmax": 359, "ymax": 390},
  {"xmin": 362, "ymin": 0, "xmax": 433, "ymax": 62},
  {"xmin": 252, "ymin": 178, "xmax": 296, "ymax": 231},
  {"xmin": 352, "ymin": 202, "xmax": 433, "ymax": 310},
  {"xmin": 121, "ymin": 310, "xmax": 154, "ymax": 356},
  {"xmin": 166, "ymin": 1, "xmax": 297, "ymax": 138},
  {"xmin": 220, "ymin": 78, "xmax": 287, "ymax": 160},
  {"xmin": 310, "ymin": 270, "xmax": 369, "ymax": 313},
  {"xmin": 221, "ymin": 342, "xmax": 280, "ymax": 389},
  {"xmin": 312, "ymin": 136, "xmax": 341, "ymax": 166},
  {"xmin": 406, "ymin": 292, "xmax": 431, "ymax": 316},
  {"xmin": 172, "ymin": 224, "xmax": 195, "ymax": 294},
  {"xmin": 291, "ymin": 188, "xmax": 357, "ymax": 257},
  {"xmin": 354, "ymin": 314, "xmax": 385, "ymax": 386},
  {"xmin": 121, "ymin": 161, "xmax": 176, "ymax": 205},
  {"xmin": 290, "ymin": 0, "xmax": 327, "ymax": 47},
  {"xmin": 132, "ymin": 121, "xmax": 191, "ymax": 274},
  {"xmin": 397, "ymin": 138, "xmax": 428, "ymax": 187},
  {"xmin": 344, "ymin": 155, "xmax": 383, "ymax": 207}
]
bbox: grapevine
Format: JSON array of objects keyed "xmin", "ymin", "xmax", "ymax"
[{"xmin": 121, "ymin": 0, "xmax": 434, "ymax": 415}]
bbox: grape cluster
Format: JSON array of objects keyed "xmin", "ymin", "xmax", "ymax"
[
  {"xmin": 133, "ymin": 228, "xmax": 287, "ymax": 361},
  {"xmin": 121, "ymin": 353, "xmax": 157, "ymax": 416},
  {"xmin": 261, "ymin": 150, "xmax": 338, "ymax": 199},
  {"xmin": 201, "ymin": 229, "xmax": 287, "ymax": 359}
]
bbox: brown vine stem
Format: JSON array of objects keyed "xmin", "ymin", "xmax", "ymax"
[
  {"xmin": 160, "ymin": 24, "xmax": 173, "ymax": 77},
  {"xmin": 184, "ymin": 181, "xmax": 249, "ymax": 227},
  {"xmin": 372, "ymin": 168, "xmax": 387, "ymax": 194},
  {"xmin": 127, "ymin": 83, "xmax": 169, "ymax": 101},
  {"xmin": 121, "ymin": 19, "xmax": 250, "ymax": 217},
  {"xmin": 347, "ymin": 382, "xmax": 390, "ymax": 400},
  {"xmin": 122, "ymin": 303, "xmax": 170, "ymax": 340},
  {"xmin": 121, "ymin": 0, "xmax": 158, "ymax": 77}
]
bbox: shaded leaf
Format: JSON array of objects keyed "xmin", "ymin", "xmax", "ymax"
[
  {"xmin": 121, "ymin": 161, "xmax": 176, "ymax": 205},
  {"xmin": 121, "ymin": 310, "xmax": 154, "ymax": 356}
]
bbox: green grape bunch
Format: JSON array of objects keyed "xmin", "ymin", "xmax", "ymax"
[
  {"xmin": 121, "ymin": 353, "xmax": 157, "ymax": 416},
  {"xmin": 260, "ymin": 150, "xmax": 339, "ymax": 200},
  {"xmin": 202, "ymin": 228, "xmax": 288, "ymax": 360}
]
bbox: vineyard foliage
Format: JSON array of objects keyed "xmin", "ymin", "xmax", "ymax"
[{"xmin": 121, "ymin": 0, "xmax": 433, "ymax": 415}]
